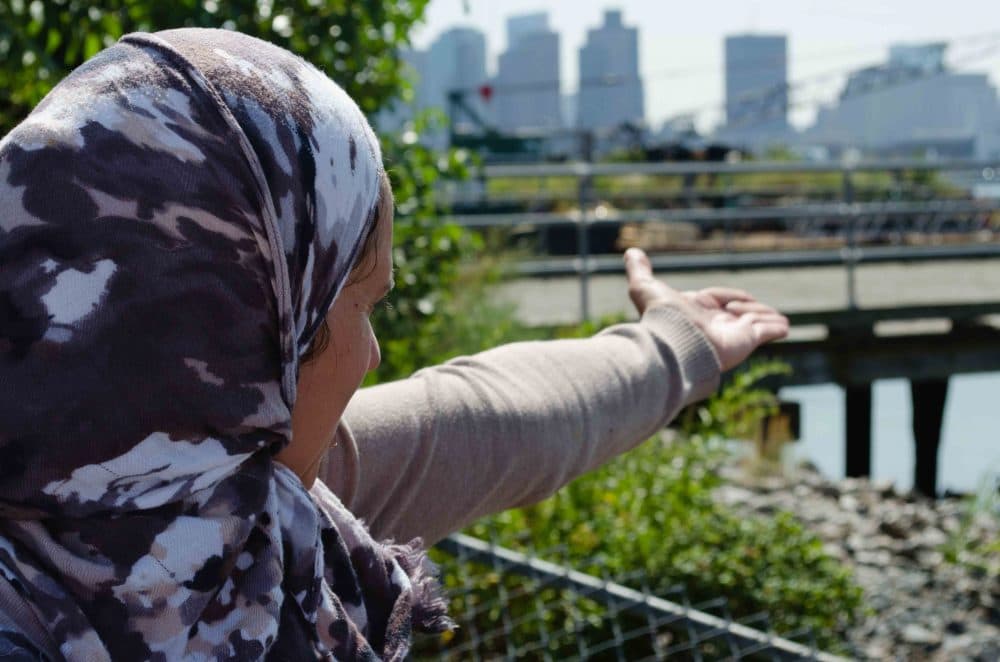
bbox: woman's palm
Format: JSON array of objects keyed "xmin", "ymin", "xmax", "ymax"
[{"xmin": 625, "ymin": 248, "xmax": 789, "ymax": 371}]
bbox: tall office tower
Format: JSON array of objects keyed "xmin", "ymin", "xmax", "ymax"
[
  {"xmin": 724, "ymin": 34, "xmax": 789, "ymax": 137},
  {"xmin": 494, "ymin": 12, "xmax": 562, "ymax": 131},
  {"xmin": 425, "ymin": 27, "xmax": 490, "ymax": 133},
  {"xmin": 576, "ymin": 9, "xmax": 645, "ymax": 130},
  {"xmin": 506, "ymin": 12, "xmax": 549, "ymax": 49}
]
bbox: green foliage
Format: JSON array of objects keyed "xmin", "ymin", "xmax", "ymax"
[
  {"xmin": 485, "ymin": 169, "xmax": 961, "ymax": 203},
  {"xmin": 941, "ymin": 474, "xmax": 1000, "ymax": 579},
  {"xmin": 678, "ymin": 359, "xmax": 791, "ymax": 442},
  {"xmin": 0, "ymin": 0, "xmax": 430, "ymax": 134},
  {"xmin": 419, "ymin": 361, "xmax": 863, "ymax": 657},
  {"xmin": 371, "ymin": 112, "xmax": 488, "ymax": 382}
]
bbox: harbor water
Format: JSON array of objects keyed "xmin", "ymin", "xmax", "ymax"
[{"xmin": 782, "ymin": 372, "xmax": 1000, "ymax": 494}]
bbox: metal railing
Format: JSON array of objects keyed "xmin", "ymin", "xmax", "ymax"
[
  {"xmin": 442, "ymin": 158, "xmax": 1000, "ymax": 320},
  {"xmin": 416, "ymin": 534, "xmax": 852, "ymax": 661}
]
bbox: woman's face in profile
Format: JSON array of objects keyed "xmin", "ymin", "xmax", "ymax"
[{"xmin": 281, "ymin": 198, "xmax": 395, "ymax": 485}]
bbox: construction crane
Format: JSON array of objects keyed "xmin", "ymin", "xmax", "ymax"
[{"xmin": 446, "ymin": 86, "xmax": 547, "ymax": 162}]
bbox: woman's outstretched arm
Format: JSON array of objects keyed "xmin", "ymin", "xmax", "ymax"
[{"xmin": 319, "ymin": 249, "xmax": 788, "ymax": 545}]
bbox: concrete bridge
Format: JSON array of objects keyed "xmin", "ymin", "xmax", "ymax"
[{"xmin": 451, "ymin": 158, "xmax": 1000, "ymax": 495}]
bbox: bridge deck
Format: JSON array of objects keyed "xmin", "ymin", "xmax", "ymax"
[{"xmin": 497, "ymin": 258, "xmax": 1000, "ymax": 327}]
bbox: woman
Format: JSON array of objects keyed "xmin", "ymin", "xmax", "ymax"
[{"xmin": 0, "ymin": 28, "xmax": 787, "ymax": 660}]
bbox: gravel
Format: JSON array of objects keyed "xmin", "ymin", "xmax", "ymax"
[{"xmin": 715, "ymin": 463, "xmax": 999, "ymax": 660}]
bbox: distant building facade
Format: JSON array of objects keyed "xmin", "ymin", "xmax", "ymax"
[
  {"xmin": 376, "ymin": 27, "xmax": 491, "ymax": 144},
  {"xmin": 506, "ymin": 12, "xmax": 548, "ymax": 49},
  {"xmin": 806, "ymin": 43, "xmax": 1000, "ymax": 158},
  {"xmin": 576, "ymin": 9, "xmax": 644, "ymax": 130},
  {"xmin": 426, "ymin": 27, "xmax": 490, "ymax": 132},
  {"xmin": 494, "ymin": 12, "xmax": 562, "ymax": 131},
  {"xmin": 721, "ymin": 34, "xmax": 789, "ymax": 144}
]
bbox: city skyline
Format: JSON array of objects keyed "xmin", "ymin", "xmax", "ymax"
[{"xmin": 411, "ymin": 0, "xmax": 1000, "ymax": 132}]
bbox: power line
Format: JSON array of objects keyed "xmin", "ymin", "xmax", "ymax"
[
  {"xmin": 438, "ymin": 30, "xmax": 1000, "ymax": 102},
  {"xmin": 702, "ymin": 38, "xmax": 1000, "ymax": 132}
]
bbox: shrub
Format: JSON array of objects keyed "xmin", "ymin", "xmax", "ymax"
[{"xmin": 418, "ymin": 361, "xmax": 864, "ymax": 657}]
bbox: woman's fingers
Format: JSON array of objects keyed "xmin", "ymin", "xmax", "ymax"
[
  {"xmin": 701, "ymin": 286, "xmax": 754, "ymax": 303},
  {"xmin": 742, "ymin": 311, "xmax": 790, "ymax": 343},
  {"xmin": 624, "ymin": 248, "xmax": 681, "ymax": 313},
  {"xmin": 725, "ymin": 300, "xmax": 780, "ymax": 315},
  {"xmin": 623, "ymin": 251, "xmax": 789, "ymax": 357},
  {"xmin": 623, "ymin": 247, "xmax": 654, "ymax": 281},
  {"xmin": 752, "ymin": 320, "xmax": 791, "ymax": 344}
]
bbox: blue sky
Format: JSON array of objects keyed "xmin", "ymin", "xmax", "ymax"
[{"xmin": 410, "ymin": 0, "xmax": 1000, "ymax": 131}]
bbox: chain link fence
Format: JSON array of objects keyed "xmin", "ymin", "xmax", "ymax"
[{"xmin": 414, "ymin": 533, "xmax": 852, "ymax": 661}]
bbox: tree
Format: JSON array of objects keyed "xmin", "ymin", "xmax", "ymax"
[{"xmin": 0, "ymin": 0, "xmax": 431, "ymax": 129}]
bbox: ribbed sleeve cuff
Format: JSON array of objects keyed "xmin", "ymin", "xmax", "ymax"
[{"xmin": 641, "ymin": 304, "xmax": 722, "ymax": 406}]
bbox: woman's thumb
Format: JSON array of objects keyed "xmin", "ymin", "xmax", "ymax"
[{"xmin": 623, "ymin": 248, "xmax": 652, "ymax": 283}]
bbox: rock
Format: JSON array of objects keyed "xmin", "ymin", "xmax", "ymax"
[
  {"xmin": 942, "ymin": 515, "xmax": 962, "ymax": 533},
  {"xmin": 871, "ymin": 478, "xmax": 896, "ymax": 497},
  {"xmin": 840, "ymin": 477, "xmax": 864, "ymax": 494},
  {"xmin": 941, "ymin": 633, "xmax": 974, "ymax": 652},
  {"xmin": 863, "ymin": 642, "xmax": 890, "ymax": 659},
  {"xmin": 946, "ymin": 620, "xmax": 967, "ymax": 635},
  {"xmin": 917, "ymin": 550, "xmax": 945, "ymax": 568},
  {"xmin": 917, "ymin": 527, "xmax": 948, "ymax": 548},
  {"xmin": 818, "ymin": 522, "xmax": 847, "ymax": 540},
  {"xmin": 846, "ymin": 533, "xmax": 870, "ymax": 552},
  {"xmin": 714, "ymin": 459, "xmax": 999, "ymax": 658},
  {"xmin": 901, "ymin": 623, "xmax": 942, "ymax": 646},
  {"xmin": 855, "ymin": 550, "xmax": 892, "ymax": 566},
  {"xmin": 839, "ymin": 494, "xmax": 860, "ymax": 512},
  {"xmin": 880, "ymin": 517, "xmax": 910, "ymax": 539}
]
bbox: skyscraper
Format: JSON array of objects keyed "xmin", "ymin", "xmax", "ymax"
[
  {"xmin": 723, "ymin": 34, "xmax": 789, "ymax": 138},
  {"xmin": 494, "ymin": 12, "xmax": 562, "ymax": 132},
  {"xmin": 576, "ymin": 9, "xmax": 644, "ymax": 130},
  {"xmin": 426, "ymin": 27, "xmax": 490, "ymax": 133},
  {"xmin": 506, "ymin": 12, "xmax": 548, "ymax": 49}
]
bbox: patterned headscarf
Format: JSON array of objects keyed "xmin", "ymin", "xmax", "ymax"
[{"xmin": 0, "ymin": 28, "xmax": 448, "ymax": 660}]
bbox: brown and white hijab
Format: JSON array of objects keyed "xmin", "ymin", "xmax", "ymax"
[{"xmin": 0, "ymin": 28, "xmax": 448, "ymax": 660}]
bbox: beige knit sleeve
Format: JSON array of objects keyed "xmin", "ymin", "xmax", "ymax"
[{"xmin": 320, "ymin": 304, "xmax": 721, "ymax": 546}]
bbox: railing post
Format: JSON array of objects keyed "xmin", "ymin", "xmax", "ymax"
[
  {"xmin": 577, "ymin": 131, "xmax": 594, "ymax": 322},
  {"xmin": 845, "ymin": 382, "xmax": 873, "ymax": 477},
  {"xmin": 911, "ymin": 378, "xmax": 949, "ymax": 496},
  {"xmin": 842, "ymin": 166, "xmax": 858, "ymax": 310}
]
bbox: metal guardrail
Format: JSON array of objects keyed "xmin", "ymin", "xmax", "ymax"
[
  {"xmin": 425, "ymin": 534, "xmax": 851, "ymax": 661},
  {"xmin": 476, "ymin": 157, "xmax": 1000, "ymax": 178},
  {"xmin": 513, "ymin": 243, "xmax": 1000, "ymax": 277},
  {"xmin": 450, "ymin": 199, "xmax": 1000, "ymax": 228},
  {"xmin": 441, "ymin": 159, "xmax": 1000, "ymax": 320}
]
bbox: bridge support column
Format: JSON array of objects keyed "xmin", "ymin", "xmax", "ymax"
[
  {"xmin": 910, "ymin": 378, "xmax": 949, "ymax": 497},
  {"xmin": 845, "ymin": 383, "xmax": 873, "ymax": 477}
]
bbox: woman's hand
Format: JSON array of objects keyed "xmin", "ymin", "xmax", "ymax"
[{"xmin": 624, "ymin": 248, "xmax": 789, "ymax": 371}]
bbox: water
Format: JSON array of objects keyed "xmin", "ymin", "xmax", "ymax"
[{"xmin": 780, "ymin": 372, "xmax": 1000, "ymax": 493}]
